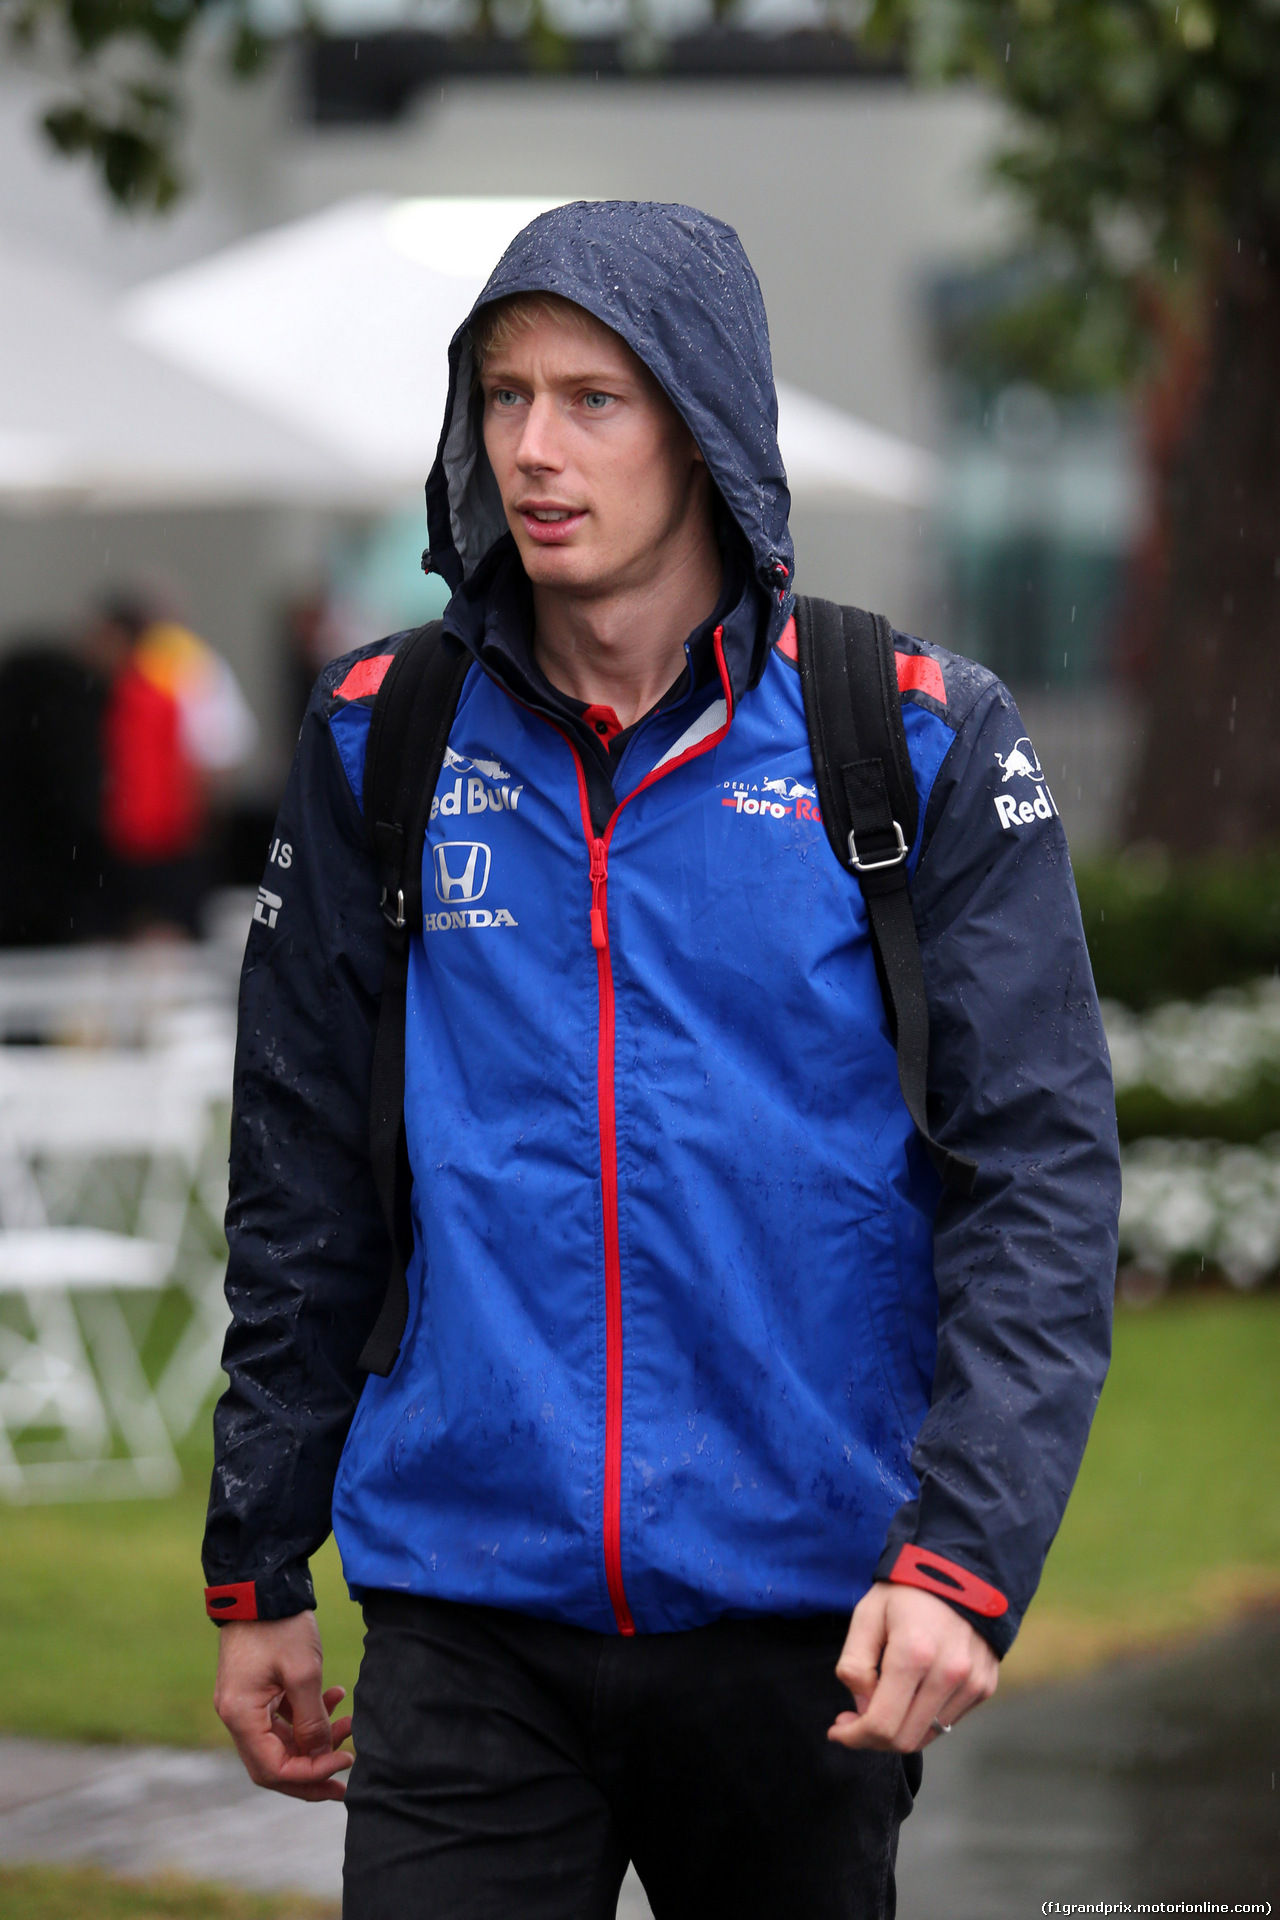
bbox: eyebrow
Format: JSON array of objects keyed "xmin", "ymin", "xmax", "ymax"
[{"xmin": 482, "ymin": 365, "xmax": 633, "ymax": 390}]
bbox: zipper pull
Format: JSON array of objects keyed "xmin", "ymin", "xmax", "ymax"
[{"xmin": 589, "ymin": 838, "xmax": 608, "ymax": 950}]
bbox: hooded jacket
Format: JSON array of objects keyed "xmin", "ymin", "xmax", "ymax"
[{"xmin": 203, "ymin": 203, "xmax": 1119, "ymax": 1656}]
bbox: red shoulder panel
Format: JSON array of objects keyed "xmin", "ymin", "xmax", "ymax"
[
  {"xmin": 204, "ymin": 1580, "xmax": 259, "ymax": 1622},
  {"xmin": 334, "ymin": 654, "xmax": 394, "ymax": 703},
  {"xmin": 887, "ymin": 1543, "xmax": 1007, "ymax": 1617},
  {"xmin": 895, "ymin": 653, "xmax": 946, "ymax": 705},
  {"xmin": 775, "ymin": 622, "xmax": 944, "ymax": 707}
]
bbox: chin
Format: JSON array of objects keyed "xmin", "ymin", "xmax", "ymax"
[{"xmin": 518, "ymin": 543, "xmax": 607, "ymax": 593}]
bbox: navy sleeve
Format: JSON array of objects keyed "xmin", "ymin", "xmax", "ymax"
[
  {"xmin": 874, "ymin": 675, "xmax": 1120, "ymax": 1656},
  {"xmin": 201, "ymin": 657, "xmax": 392, "ymax": 1621}
]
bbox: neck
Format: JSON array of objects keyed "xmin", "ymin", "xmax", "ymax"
[{"xmin": 532, "ymin": 534, "xmax": 724, "ymax": 730}]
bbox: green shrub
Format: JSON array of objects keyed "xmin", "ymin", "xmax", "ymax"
[
  {"xmin": 1115, "ymin": 1080, "xmax": 1280, "ymax": 1144},
  {"xmin": 1076, "ymin": 848, "xmax": 1280, "ymax": 1010}
]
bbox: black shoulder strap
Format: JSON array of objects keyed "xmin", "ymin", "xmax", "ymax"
[
  {"xmin": 794, "ymin": 596, "xmax": 976, "ymax": 1198},
  {"xmin": 360, "ymin": 622, "xmax": 472, "ymax": 1375}
]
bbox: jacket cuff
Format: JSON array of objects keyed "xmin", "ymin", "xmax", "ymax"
[
  {"xmin": 204, "ymin": 1563, "xmax": 316, "ymax": 1625},
  {"xmin": 874, "ymin": 1542, "xmax": 1016, "ymax": 1658}
]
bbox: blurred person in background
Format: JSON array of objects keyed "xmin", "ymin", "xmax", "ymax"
[
  {"xmin": 0, "ymin": 634, "xmax": 109, "ymax": 947},
  {"xmin": 85, "ymin": 593, "xmax": 257, "ymax": 938},
  {"xmin": 280, "ymin": 588, "xmax": 348, "ymax": 743}
]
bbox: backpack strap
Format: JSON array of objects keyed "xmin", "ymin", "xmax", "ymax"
[
  {"xmin": 794, "ymin": 596, "xmax": 976, "ymax": 1198},
  {"xmin": 360, "ymin": 622, "xmax": 472, "ymax": 1375}
]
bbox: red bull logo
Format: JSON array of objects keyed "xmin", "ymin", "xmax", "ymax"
[
  {"xmin": 994, "ymin": 738, "xmax": 1043, "ymax": 784},
  {"xmin": 431, "ymin": 747, "xmax": 524, "ymax": 821},
  {"xmin": 991, "ymin": 736, "xmax": 1059, "ymax": 830}
]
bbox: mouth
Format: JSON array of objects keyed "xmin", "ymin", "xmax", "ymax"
[{"xmin": 516, "ymin": 503, "xmax": 587, "ymax": 545}]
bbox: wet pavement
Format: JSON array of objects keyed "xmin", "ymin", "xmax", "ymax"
[
  {"xmin": 0, "ymin": 1737, "xmax": 649, "ymax": 1915},
  {"xmin": 0, "ymin": 1739, "xmax": 346, "ymax": 1899},
  {"xmin": 896, "ymin": 1607, "xmax": 1280, "ymax": 1913},
  {"xmin": 0, "ymin": 1610, "xmax": 1275, "ymax": 1914}
]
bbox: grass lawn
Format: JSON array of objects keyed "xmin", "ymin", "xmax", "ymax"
[
  {"xmin": 1004, "ymin": 1290, "xmax": 1280, "ymax": 1685},
  {"xmin": 0, "ymin": 1864, "xmax": 335, "ymax": 1920},
  {"xmin": 0, "ymin": 1433, "xmax": 366, "ymax": 1748},
  {"xmin": 0, "ymin": 1294, "xmax": 1277, "ymax": 1745}
]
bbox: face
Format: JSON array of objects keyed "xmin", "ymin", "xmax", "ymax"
[
  {"xmin": 480, "ymin": 306, "xmax": 712, "ymax": 599},
  {"xmin": 82, "ymin": 616, "xmax": 135, "ymax": 676}
]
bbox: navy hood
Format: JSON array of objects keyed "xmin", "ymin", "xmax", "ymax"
[{"xmin": 424, "ymin": 201, "xmax": 794, "ymax": 636}]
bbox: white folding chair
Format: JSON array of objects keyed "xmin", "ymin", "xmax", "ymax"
[
  {"xmin": 0, "ymin": 923, "xmax": 249, "ymax": 1041},
  {"xmin": 0, "ymin": 1022, "xmax": 234, "ymax": 1499},
  {"xmin": 0, "ymin": 1230, "xmax": 177, "ymax": 1498}
]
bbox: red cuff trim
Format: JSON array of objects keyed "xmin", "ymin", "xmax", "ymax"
[
  {"xmin": 205, "ymin": 1581, "xmax": 259, "ymax": 1622},
  {"xmin": 887, "ymin": 1544, "xmax": 1008, "ymax": 1618},
  {"xmin": 334, "ymin": 655, "xmax": 394, "ymax": 703}
]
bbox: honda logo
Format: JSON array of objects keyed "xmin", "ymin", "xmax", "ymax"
[{"xmin": 433, "ymin": 841, "xmax": 491, "ymax": 903}]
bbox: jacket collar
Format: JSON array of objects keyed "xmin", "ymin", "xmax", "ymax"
[{"xmin": 442, "ymin": 530, "xmax": 768, "ymax": 717}]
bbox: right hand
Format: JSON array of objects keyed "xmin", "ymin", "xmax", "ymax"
[{"xmin": 214, "ymin": 1610, "xmax": 353, "ymax": 1801}]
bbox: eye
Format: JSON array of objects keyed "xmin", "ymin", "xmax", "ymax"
[
  {"xmin": 582, "ymin": 391, "xmax": 613, "ymax": 411},
  {"xmin": 490, "ymin": 388, "xmax": 523, "ymax": 409}
]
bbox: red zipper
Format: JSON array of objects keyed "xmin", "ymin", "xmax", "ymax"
[
  {"xmin": 587, "ymin": 829, "xmax": 631, "ymax": 1632},
  {"xmin": 557, "ymin": 629, "xmax": 735, "ymax": 1635}
]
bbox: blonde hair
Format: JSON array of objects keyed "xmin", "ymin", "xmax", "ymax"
[{"xmin": 469, "ymin": 292, "xmax": 613, "ymax": 375}]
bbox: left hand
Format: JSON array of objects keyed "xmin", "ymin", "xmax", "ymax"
[{"xmin": 827, "ymin": 1581, "xmax": 999, "ymax": 1753}]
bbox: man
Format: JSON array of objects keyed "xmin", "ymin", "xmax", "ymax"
[
  {"xmin": 0, "ymin": 634, "xmax": 107, "ymax": 946},
  {"xmin": 87, "ymin": 592, "xmax": 257, "ymax": 937},
  {"xmin": 205, "ymin": 202, "xmax": 1119, "ymax": 1918}
]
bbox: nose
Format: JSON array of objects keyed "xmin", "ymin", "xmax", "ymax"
[{"xmin": 514, "ymin": 394, "xmax": 565, "ymax": 477}]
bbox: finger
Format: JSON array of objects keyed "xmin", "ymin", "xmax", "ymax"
[
  {"xmin": 895, "ymin": 1659, "xmax": 971, "ymax": 1753},
  {"xmin": 254, "ymin": 1767, "xmax": 351, "ymax": 1804},
  {"xmin": 834, "ymin": 1593, "xmax": 889, "ymax": 1709},
  {"xmin": 831, "ymin": 1652, "xmax": 994, "ymax": 1752},
  {"xmin": 225, "ymin": 1700, "xmax": 353, "ymax": 1781},
  {"xmin": 276, "ymin": 1684, "xmax": 348, "ymax": 1727},
  {"xmin": 927, "ymin": 1669, "xmax": 993, "ymax": 1737},
  {"xmin": 275, "ymin": 1777, "xmax": 349, "ymax": 1803},
  {"xmin": 905, "ymin": 1639, "xmax": 1001, "ymax": 1750},
  {"xmin": 234, "ymin": 1724, "xmax": 354, "ymax": 1791},
  {"xmin": 935, "ymin": 1638, "xmax": 999, "ymax": 1727},
  {"xmin": 273, "ymin": 1748, "xmax": 354, "ymax": 1784},
  {"xmin": 829, "ymin": 1657, "xmax": 924, "ymax": 1750},
  {"xmin": 280, "ymin": 1665, "xmax": 338, "ymax": 1759},
  {"xmin": 266, "ymin": 1710, "xmax": 351, "ymax": 1756},
  {"xmin": 915, "ymin": 1688, "xmax": 975, "ymax": 1749},
  {"xmin": 319, "ymin": 1687, "xmax": 353, "ymax": 1746},
  {"xmin": 220, "ymin": 1694, "xmax": 286, "ymax": 1762},
  {"xmin": 833, "ymin": 1614, "xmax": 953, "ymax": 1749}
]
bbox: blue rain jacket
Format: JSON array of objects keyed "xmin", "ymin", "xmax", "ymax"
[{"xmin": 203, "ymin": 203, "xmax": 1119, "ymax": 1656}]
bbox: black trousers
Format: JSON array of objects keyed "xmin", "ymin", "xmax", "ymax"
[{"xmin": 343, "ymin": 1592, "xmax": 922, "ymax": 1920}]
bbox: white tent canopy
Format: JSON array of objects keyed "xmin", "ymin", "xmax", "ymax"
[
  {"xmin": 120, "ymin": 196, "xmax": 939, "ymax": 511},
  {"xmin": 0, "ymin": 239, "xmax": 352, "ymax": 509},
  {"xmin": 773, "ymin": 382, "xmax": 937, "ymax": 508}
]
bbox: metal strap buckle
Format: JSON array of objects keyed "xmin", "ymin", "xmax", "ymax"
[
  {"xmin": 380, "ymin": 886, "xmax": 406, "ymax": 930},
  {"xmin": 847, "ymin": 821, "xmax": 908, "ymax": 873}
]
